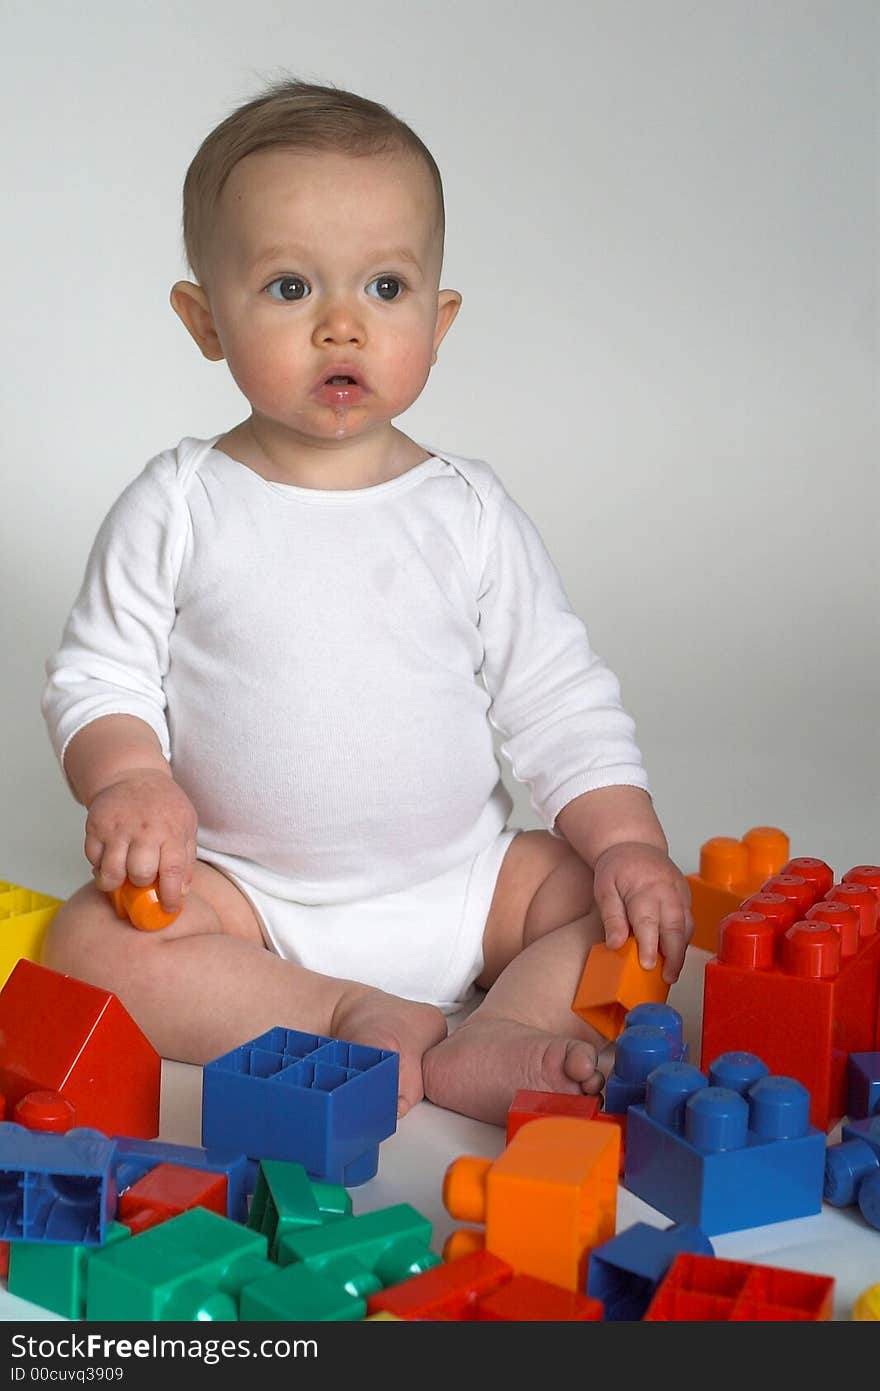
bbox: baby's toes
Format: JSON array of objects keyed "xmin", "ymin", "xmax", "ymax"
[{"xmin": 562, "ymin": 1038, "xmax": 600, "ymax": 1085}]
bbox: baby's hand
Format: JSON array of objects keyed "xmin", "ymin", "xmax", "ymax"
[
  {"xmin": 592, "ymin": 841, "xmax": 694, "ymax": 983},
  {"xmin": 84, "ymin": 769, "xmax": 198, "ymax": 915}
]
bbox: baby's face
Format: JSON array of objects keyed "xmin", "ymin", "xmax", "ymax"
[{"xmin": 198, "ymin": 146, "xmax": 458, "ymax": 448}]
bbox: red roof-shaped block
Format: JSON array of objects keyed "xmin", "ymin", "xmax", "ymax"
[{"xmin": 0, "ymin": 959, "xmax": 160, "ymax": 1138}]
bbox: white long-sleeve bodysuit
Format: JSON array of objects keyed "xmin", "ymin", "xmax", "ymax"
[{"xmin": 42, "ymin": 435, "xmax": 650, "ymax": 906}]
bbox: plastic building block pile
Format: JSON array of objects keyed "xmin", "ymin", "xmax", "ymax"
[{"xmin": 1, "ymin": 835, "xmax": 879, "ymax": 1321}]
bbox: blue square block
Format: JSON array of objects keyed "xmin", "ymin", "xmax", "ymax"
[
  {"xmin": 0, "ymin": 1124, "xmax": 117, "ymax": 1245},
  {"xmin": 842, "ymin": 1114, "xmax": 880, "ymax": 1157},
  {"xmin": 201, "ymin": 1027, "xmax": 399, "ymax": 1186},
  {"xmin": 847, "ymin": 1053, "xmax": 880, "ymax": 1121},
  {"xmin": 112, "ymin": 1137, "xmax": 252, "ymax": 1222},
  {"xmin": 623, "ymin": 1063, "xmax": 826, "ymax": 1236},
  {"xmin": 587, "ymin": 1222, "xmax": 714, "ymax": 1320}
]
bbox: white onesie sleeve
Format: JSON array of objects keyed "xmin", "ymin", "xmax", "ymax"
[
  {"xmin": 477, "ymin": 481, "xmax": 650, "ymax": 829},
  {"xmin": 41, "ymin": 453, "xmax": 188, "ymax": 772}
]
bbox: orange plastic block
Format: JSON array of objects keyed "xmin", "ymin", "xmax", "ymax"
[
  {"xmin": 118, "ymin": 1163, "xmax": 229, "ymax": 1235},
  {"xmin": 111, "ymin": 879, "xmax": 180, "ymax": 932},
  {"xmin": 366, "ymin": 1250, "xmax": 513, "ymax": 1321},
  {"xmin": 476, "ymin": 1272, "xmax": 604, "ymax": 1321},
  {"xmin": 506, "ymin": 1089, "xmax": 600, "ymax": 1143},
  {"xmin": 595, "ymin": 1110, "xmax": 627, "ymax": 1175},
  {"xmin": 572, "ymin": 936, "xmax": 669, "ymax": 1040},
  {"xmin": 443, "ymin": 1117, "xmax": 619, "ymax": 1292},
  {"xmin": 644, "ymin": 1252, "xmax": 834, "ymax": 1321},
  {"xmin": 687, "ymin": 827, "xmax": 790, "ymax": 953}
]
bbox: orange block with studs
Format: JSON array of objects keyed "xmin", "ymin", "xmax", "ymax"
[
  {"xmin": 571, "ymin": 936, "xmax": 669, "ymax": 1040},
  {"xmin": 687, "ymin": 827, "xmax": 790, "ymax": 952},
  {"xmin": 110, "ymin": 879, "xmax": 180, "ymax": 932},
  {"xmin": 443, "ymin": 1116, "xmax": 619, "ymax": 1291}
]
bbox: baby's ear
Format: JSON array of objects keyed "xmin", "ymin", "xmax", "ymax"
[{"xmin": 169, "ymin": 282, "xmax": 225, "ymax": 361}]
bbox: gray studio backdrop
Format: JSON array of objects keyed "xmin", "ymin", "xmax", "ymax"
[{"xmin": 2, "ymin": 0, "xmax": 877, "ymax": 901}]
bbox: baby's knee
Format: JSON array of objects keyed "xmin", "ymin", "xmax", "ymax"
[
  {"xmin": 524, "ymin": 844, "xmax": 596, "ymax": 943},
  {"xmin": 41, "ymin": 882, "xmax": 132, "ymax": 986}
]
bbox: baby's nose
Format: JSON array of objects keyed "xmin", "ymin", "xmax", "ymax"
[{"xmin": 313, "ymin": 298, "xmax": 366, "ymax": 345}]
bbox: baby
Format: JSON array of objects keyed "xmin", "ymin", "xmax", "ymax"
[{"xmin": 41, "ymin": 78, "xmax": 694, "ymax": 1126}]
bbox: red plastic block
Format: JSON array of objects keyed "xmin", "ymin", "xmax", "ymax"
[
  {"xmin": 0, "ymin": 959, "xmax": 161, "ymax": 1138},
  {"xmin": 701, "ymin": 868, "xmax": 880, "ymax": 1131},
  {"xmin": 13, "ymin": 1091, "xmax": 76, "ymax": 1133},
  {"xmin": 506, "ymin": 1090, "xmax": 600, "ymax": 1143},
  {"xmin": 644, "ymin": 1252, "xmax": 834, "ymax": 1321},
  {"xmin": 475, "ymin": 1273, "xmax": 604, "ymax": 1321},
  {"xmin": 118, "ymin": 1164, "xmax": 228, "ymax": 1235},
  {"xmin": 366, "ymin": 1250, "xmax": 513, "ymax": 1321}
]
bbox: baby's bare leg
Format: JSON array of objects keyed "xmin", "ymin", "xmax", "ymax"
[
  {"xmin": 42, "ymin": 862, "xmax": 446, "ymax": 1116},
  {"xmin": 422, "ymin": 831, "xmax": 609, "ymax": 1125}
]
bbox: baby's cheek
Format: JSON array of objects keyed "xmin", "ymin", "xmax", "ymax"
[{"xmin": 227, "ymin": 342, "xmax": 293, "ymax": 411}]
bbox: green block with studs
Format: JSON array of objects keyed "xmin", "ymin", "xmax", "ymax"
[
  {"xmin": 247, "ymin": 1160, "xmax": 352, "ymax": 1258},
  {"xmin": 86, "ymin": 1207, "xmax": 271, "ymax": 1320},
  {"xmin": 277, "ymin": 1202, "xmax": 441, "ymax": 1288},
  {"xmin": 8, "ymin": 1221, "xmax": 130, "ymax": 1319},
  {"xmin": 239, "ymin": 1259, "xmax": 365, "ymax": 1321}
]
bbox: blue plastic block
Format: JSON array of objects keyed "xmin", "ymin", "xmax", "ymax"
[
  {"xmin": 201, "ymin": 1027, "xmax": 399, "ymax": 1186},
  {"xmin": 824, "ymin": 1138, "xmax": 880, "ymax": 1207},
  {"xmin": 586, "ymin": 1222, "xmax": 714, "ymax": 1320},
  {"xmin": 708, "ymin": 1051, "xmax": 770, "ymax": 1096},
  {"xmin": 112, "ymin": 1137, "xmax": 251, "ymax": 1222},
  {"xmin": 603, "ymin": 1024, "xmax": 676, "ymax": 1116},
  {"xmin": 858, "ymin": 1168, "xmax": 880, "ymax": 1229},
  {"xmin": 842, "ymin": 1115, "xmax": 880, "ymax": 1158},
  {"xmin": 624, "ymin": 1062, "xmax": 825, "ymax": 1235},
  {"xmin": 847, "ymin": 1053, "xmax": 880, "ymax": 1121},
  {"xmin": 0, "ymin": 1124, "xmax": 117, "ymax": 1245},
  {"xmin": 623, "ymin": 1004, "xmax": 688, "ymax": 1062}
]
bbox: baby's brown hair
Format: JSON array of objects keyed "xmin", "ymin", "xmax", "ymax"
[{"xmin": 181, "ymin": 76, "xmax": 446, "ymax": 285}]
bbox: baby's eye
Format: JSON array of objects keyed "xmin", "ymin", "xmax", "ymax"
[
  {"xmin": 265, "ymin": 276, "xmax": 310, "ymax": 301},
  {"xmin": 366, "ymin": 276, "xmax": 405, "ymax": 302}
]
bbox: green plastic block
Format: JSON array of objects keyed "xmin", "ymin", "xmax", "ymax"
[
  {"xmin": 239, "ymin": 1260, "xmax": 366, "ymax": 1321},
  {"xmin": 8, "ymin": 1221, "xmax": 130, "ymax": 1319},
  {"xmin": 247, "ymin": 1160, "xmax": 353, "ymax": 1259},
  {"xmin": 310, "ymin": 1179, "xmax": 353, "ymax": 1222},
  {"xmin": 87, "ymin": 1208, "xmax": 271, "ymax": 1320},
  {"xmin": 277, "ymin": 1203, "xmax": 441, "ymax": 1287}
]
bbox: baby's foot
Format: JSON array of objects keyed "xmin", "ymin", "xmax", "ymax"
[
  {"xmin": 332, "ymin": 985, "xmax": 448, "ymax": 1118},
  {"xmin": 422, "ymin": 1012, "xmax": 603, "ymax": 1127}
]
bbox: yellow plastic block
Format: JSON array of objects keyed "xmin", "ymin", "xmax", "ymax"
[
  {"xmin": 364, "ymin": 1311, "xmax": 403, "ymax": 1320},
  {"xmin": 444, "ymin": 1117, "xmax": 619, "ymax": 1292},
  {"xmin": 0, "ymin": 881, "xmax": 62, "ymax": 988},
  {"xmin": 687, "ymin": 826, "xmax": 789, "ymax": 952},
  {"xmin": 571, "ymin": 936, "xmax": 669, "ymax": 1040},
  {"xmin": 853, "ymin": 1282, "xmax": 880, "ymax": 1320}
]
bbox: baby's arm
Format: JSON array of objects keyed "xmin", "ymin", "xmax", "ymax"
[
  {"xmin": 64, "ymin": 714, "xmax": 198, "ymax": 914},
  {"xmin": 556, "ymin": 785, "xmax": 693, "ymax": 983}
]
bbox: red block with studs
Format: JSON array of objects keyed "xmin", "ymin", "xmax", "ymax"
[
  {"xmin": 701, "ymin": 864, "xmax": 880, "ymax": 1131},
  {"xmin": 0, "ymin": 959, "xmax": 160, "ymax": 1138}
]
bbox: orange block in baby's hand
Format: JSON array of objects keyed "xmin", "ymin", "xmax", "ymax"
[
  {"xmin": 571, "ymin": 936, "xmax": 669, "ymax": 1040},
  {"xmin": 110, "ymin": 879, "xmax": 180, "ymax": 932}
]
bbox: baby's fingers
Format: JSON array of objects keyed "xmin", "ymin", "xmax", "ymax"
[
  {"xmin": 91, "ymin": 837, "xmax": 132, "ymax": 894},
  {"xmin": 157, "ymin": 838, "xmax": 195, "ymax": 915},
  {"xmin": 659, "ymin": 897, "xmax": 695, "ymax": 983},
  {"xmin": 593, "ymin": 881, "xmax": 631, "ymax": 951}
]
